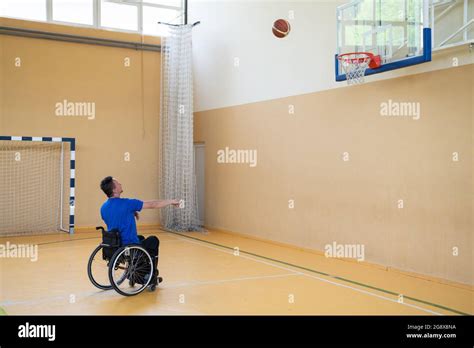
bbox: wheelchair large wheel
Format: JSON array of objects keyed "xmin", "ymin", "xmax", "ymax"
[
  {"xmin": 87, "ymin": 245, "xmax": 113, "ymax": 290},
  {"xmin": 108, "ymin": 245, "xmax": 154, "ymax": 297}
]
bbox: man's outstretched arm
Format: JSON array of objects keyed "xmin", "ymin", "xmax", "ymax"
[{"xmin": 143, "ymin": 199, "xmax": 180, "ymax": 209}]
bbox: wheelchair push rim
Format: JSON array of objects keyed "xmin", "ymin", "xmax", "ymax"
[
  {"xmin": 87, "ymin": 245, "xmax": 113, "ymax": 290},
  {"xmin": 109, "ymin": 245, "xmax": 154, "ymax": 297}
]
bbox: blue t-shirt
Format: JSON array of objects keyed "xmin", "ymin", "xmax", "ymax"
[{"xmin": 100, "ymin": 198, "xmax": 143, "ymax": 245}]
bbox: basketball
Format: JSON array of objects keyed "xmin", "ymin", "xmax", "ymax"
[{"xmin": 272, "ymin": 19, "xmax": 291, "ymax": 38}]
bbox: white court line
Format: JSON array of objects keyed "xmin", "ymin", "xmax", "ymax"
[
  {"xmin": 0, "ymin": 235, "xmax": 299, "ymax": 308},
  {"xmin": 0, "ymin": 273, "xmax": 299, "ymax": 308},
  {"xmin": 35, "ymin": 237, "xmax": 185, "ymax": 251},
  {"xmin": 165, "ymin": 273, "xmax": 300, "ymax": 289},
  {"xmin": 171, "ymin": 234, "xmax": 443, "ymax": 315}
]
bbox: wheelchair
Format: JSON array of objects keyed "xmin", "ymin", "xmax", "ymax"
[{"xmin": 87, "ymin": 226, "xmax": 157, "ymax": 296}]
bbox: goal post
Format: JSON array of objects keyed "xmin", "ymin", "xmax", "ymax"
[{"xmin": 0, "ymin": 136, "xmax": 76, "ymax": 236}]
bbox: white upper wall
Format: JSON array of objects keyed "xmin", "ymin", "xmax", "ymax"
[
  {"xmin": 189, "ymin": 0, "xmax": 474, "ymax": 112},
  {"xmin": 189, "ymin": 0, "xmax": 344, "ymax": 112}
]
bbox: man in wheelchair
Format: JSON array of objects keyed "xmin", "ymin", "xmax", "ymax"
[{"xmin": 100, "ymin": 176, "xmax": 179, "ymax": 288}]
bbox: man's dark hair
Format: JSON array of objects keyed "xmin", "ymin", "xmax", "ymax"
[{"xmin": 100, "ymin": 176, "xmax": 115, "ymax": 197}]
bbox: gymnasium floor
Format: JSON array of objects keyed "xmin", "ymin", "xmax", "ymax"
[{"xmin": 0, "ymin": 229, "xmax": 472, "ymax": 316}]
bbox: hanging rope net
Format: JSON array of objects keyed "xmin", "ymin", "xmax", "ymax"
[{"xmin": 159, "ymin": 24, "xmax": 202, "ymax": 232}]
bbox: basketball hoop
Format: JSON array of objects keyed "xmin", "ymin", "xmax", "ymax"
[{"xmin": 337, "ymin": 52, "xmax": 381, "ymax": 85}]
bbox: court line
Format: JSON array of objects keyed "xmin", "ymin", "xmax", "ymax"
[
  {"xmin": 165, "ymin": 273, "xmax": 300, "ymax": 289},
  {"xmin": 0, "ymin": 229, "xmax": 164, "ymax": 240},
  {"xmin": 0, "ymin": 273, "xmax": 299, "ymax": 308},
  {"xmin": 0, "ymin": 231, "xmax": 177, "ymax": 248},
  {"xmin": 166, "ymin": 231, "xmax": 470, "ymax": 315},
  {"xmin": 36, "ymin": 237, "xmax": 185, "ymax": 251}
]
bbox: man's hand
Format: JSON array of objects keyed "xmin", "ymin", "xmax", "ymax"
[
  {"xmin": 134, "ymin": 212, "xmax": 140, "ymax": 220},
  {"xmin": 170, "ymin": 199, "xmax": 180, "ymax": 207}
]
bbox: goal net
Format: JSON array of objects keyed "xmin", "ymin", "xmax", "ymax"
[{"xmin": 0, "ymin": 140, "xmax": 71, "ymax": 236}]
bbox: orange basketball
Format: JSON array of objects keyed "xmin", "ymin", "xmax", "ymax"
[{"xmin": 272, "ymin": 19, "xmax": 291, "ymax": 38}]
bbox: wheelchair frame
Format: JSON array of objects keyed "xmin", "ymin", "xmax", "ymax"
[{"xmin": 87, "ymin": 226, "xmax": 156, "ymax": 296}]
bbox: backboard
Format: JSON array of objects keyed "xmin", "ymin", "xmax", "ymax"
[{"xmin": 335, "ymin": 0, "xmax": 432, "ymax": 82}]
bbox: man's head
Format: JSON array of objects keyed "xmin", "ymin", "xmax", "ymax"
[{"xmin": 100, "ymin": 176, "xmax": 123, "ymax": 198}]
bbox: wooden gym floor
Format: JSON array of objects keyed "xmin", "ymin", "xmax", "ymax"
[{"xmin": 0, "ymin": 229, "xmax": 472, "ymax": 315}]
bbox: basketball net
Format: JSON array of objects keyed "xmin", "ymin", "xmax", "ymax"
[{"xmin": 338, "ymin": 53, "xmax": 372, "ymax": 85}]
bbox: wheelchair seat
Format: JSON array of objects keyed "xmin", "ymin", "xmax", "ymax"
[{"xmin": 96, "ymin": 226, "xmax": 121, "ymax": 261}]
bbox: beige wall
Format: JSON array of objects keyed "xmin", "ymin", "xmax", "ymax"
[
  {"xmin": 0, "ymin": 18, "xmax": 162, "ymax": 228},
  {"xmin": 195, "ymin": 64, "xmax": 473, "ymax": 285}
]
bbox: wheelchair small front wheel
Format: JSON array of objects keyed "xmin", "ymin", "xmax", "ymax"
[
  {"xmin": 109, "ymin": 245, "xmax": 154, "ymax": 297},
  {"xmin": 87, "ymin": 245, "xmax": 113, "ymax": 290}
]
